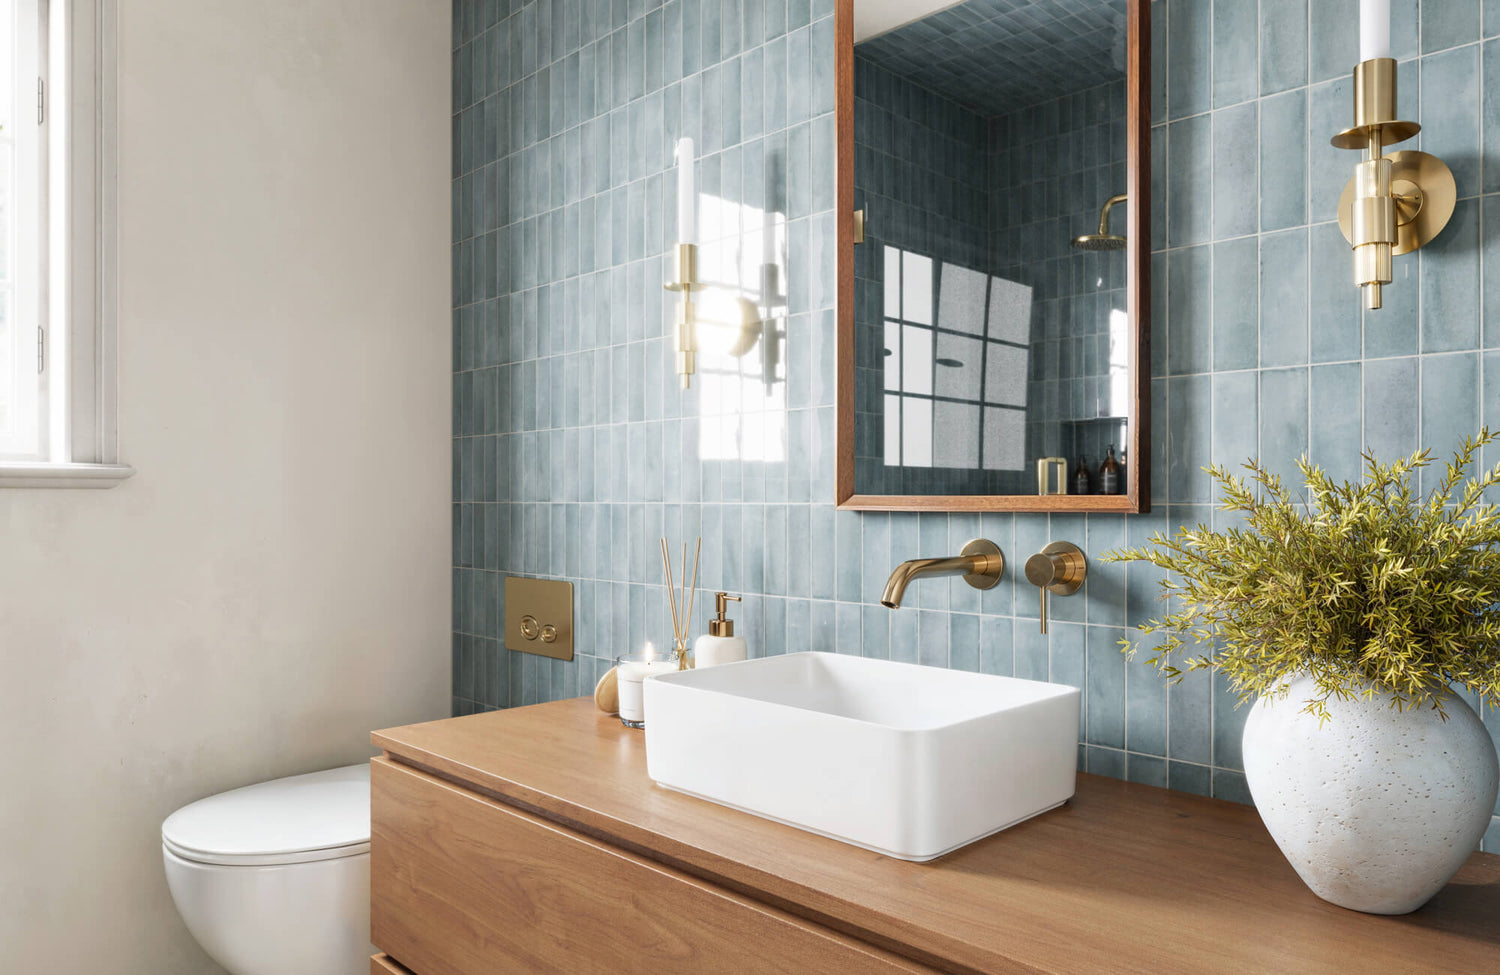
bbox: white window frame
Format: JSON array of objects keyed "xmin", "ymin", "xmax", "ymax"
[{"xmin": 0, "ymin": 0, "xmax": 129, "ymax": 488}]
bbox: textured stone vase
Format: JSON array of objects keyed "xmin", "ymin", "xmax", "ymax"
[{"xmin": 1242, "ymin": 675, "xmax": 1499, "ymax": 915}]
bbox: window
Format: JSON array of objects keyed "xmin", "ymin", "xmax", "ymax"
[
  {"xmin": 0, "ymin": 0, "xmax": 127, "ymax": 487},
  {"xmin": 881, "ymin": 246, "xmax": 1031, "ymax": 472}
]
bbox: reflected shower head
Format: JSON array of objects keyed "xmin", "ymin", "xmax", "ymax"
[
  {"xmin": 1071, "ymin": 233, "xmax": 1127, "ymax": 251},
  {"xmin": 1072, "ymin": 193, "xmax": 1128, "ymax": 251}
]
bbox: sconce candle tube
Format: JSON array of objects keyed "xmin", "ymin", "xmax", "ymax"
[
  {"xmin": 675, "ymin": 137, "xmax": 695, "ymax": 245},
  {"xmin": 1360, "ymin": 0, "xmax": 1391, "ymax": 60}
]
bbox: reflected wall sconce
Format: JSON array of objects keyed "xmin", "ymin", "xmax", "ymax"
[
  {"xmin": 1332, "ymin": 0, "xmax": 1455, "ymax": 310},
  {"xmin": 665, "ymin": 137, "xmax": 702, "ymax": 388}
]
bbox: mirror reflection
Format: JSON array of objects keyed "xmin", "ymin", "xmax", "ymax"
[{"xmin": 851, "ymin": 0, "xmax": 1132, "ymax": 498}]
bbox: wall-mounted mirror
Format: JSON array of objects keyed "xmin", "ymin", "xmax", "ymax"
[{"xmin": 835, "ymin": 0, "xmax": 1150, "ymax": 512}]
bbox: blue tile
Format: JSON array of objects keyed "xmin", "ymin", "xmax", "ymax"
[
  {"xmin": 1259, "ymin": 229, "xmax": 1309, "ymax": 368},
  {"xmin": 1306, "ymin": 77, "xmax": 1351, "ymax": 226},
  {"xmin": 1212, "ymin": 670, "xmax": 1247, "ymax": 770},
  {"xmin": 1087, "ymin": 746, "xmax": 1127, "ymax": 780},
  {"xmin": 1168, "ymin": 0, "xmax": 1212, "ymax": 119},
  {"xmin": 860, "ymin": 604, "xmax": 888, "ymax": 659},
  {"xmin": 1309, "ymin": 222, "xmax": 1361, "ymax": 362},
  {"xmin": 1151, "ymin": 0, "xmax": 1168, "ymax": 122},
  {"xmin": 1309, "ymin": 363, "xmax": 1364, "ymax": 485},
  {"xmin": 1424, "ymin": 0, "xmax": 1481, "ymax": 53},
  {"xmin": 1211, "ymin": 102, "xmax": 1258, "ymax": 239},
  {"xmin": 1260, "ymin": 0, "xmax": 1308, "ymax": 94},
  {"xmin": 1212, "ymin": 237, "xmax": 1259, "ymax": 371},
  {"xmin": 1211, "ymin": 370, "xmax": 1259, "ymax": 478},
  {"xmin": 917, "ymin": 608, "xmax": 948, "ymax": 668},
  {"xmin": 1086, "ymin": 626, "xmax": 1127, "ymax": 748},
  {"xmin": 1212, "ymin": 769, "xmax": 1255, "ymax": 805},
  {"xmin": 1049, "ymin": 620, "xmax": 1087, "ymax": 734},
  {"xmin": 1014, "ymin": 623, "xmax": 1049, "ymax": 682},
  {"xmin": 1167, "ymin": 374, "xmax": 1212, "ymax": 503},
  {"xmin": 1486, "ymin": 199, "xmax": 1500, "ymax": 348},
  {"xmin": 1420, "ymin": 199, "xmax": 1482, "ymax": 354},
  {"xmin": 1364, "ymin": 356, "xmax": 1420, "ymax": 459},
  {"xmin": 1259, "ymin": 367, "xmax": 1309, "ymax": 488},
  {"xmin": 1086, "ymin": 516, "xmax": 1127, "ymax": 626},
  {"xmin": 1169, "ymin": 664, "xmax": 1212, "ymax": 764},
  {"xmin": 979, "ymin": 616, "xmax": 1012, "ymax": 676},
  {"xmin": 1420, "ymin": 353, "xmax": 1480, "ymax": 494},
  {"xmin": 1168, "ymin": 245, "xmax": 1212, "ymax": 374},
  {"xmin": 1127, "ymin": 753, "xmax": 1168, "ymax": 788},
  {"xmin": 1258, "ymin": 90, "xmax": 1306, "ymax": 232},
  {"xmin": 1309, "ymin": 0, "xmax": 1356, "ymax": 84},
  {"xmin": 1421, "ymin": 46, "xmax": 1482, "ymax": 199},
  {"xmin": 1212, "ymin": 0, "xmax": 1257, "ymax": 107},
  {"xmin": 1167, "ymin": 115, "xmax": 1213, "ymax": 246},
  {"xmin": 949, "ymin": 614, "xmax": 980, "ymax": 672}
]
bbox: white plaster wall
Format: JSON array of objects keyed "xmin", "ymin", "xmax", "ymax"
[{"xmin": 0, "ymin": 1, "xmax": 451, "ymax": 971}]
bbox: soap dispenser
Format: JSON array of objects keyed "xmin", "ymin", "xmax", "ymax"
[{"xmin": 695, "ymin": 593, "xmax": 746, "ymax": 668}]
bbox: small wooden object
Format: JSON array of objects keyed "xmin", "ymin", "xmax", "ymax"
[{"xmin": 592, "ymin": 667, "xmax": 618, "ymax": 714}]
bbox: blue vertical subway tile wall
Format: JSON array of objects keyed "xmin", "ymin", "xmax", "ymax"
[{"xmin": 452, "ymin": 0, "xmax": 1500, "ymax": 841}]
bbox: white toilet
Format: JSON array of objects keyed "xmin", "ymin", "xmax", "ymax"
[{"xmin": 162, "ymin": 763, "xmax": 373, "ymax": 975}]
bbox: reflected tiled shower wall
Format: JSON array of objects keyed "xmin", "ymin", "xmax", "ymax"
[
  {"xmin": 451, "ymin": 0, "xmax": 1500, "ymax": 841},
  {"xmin": 989, "ymin": 82, "xmax": 1130, "ymax": 479}
]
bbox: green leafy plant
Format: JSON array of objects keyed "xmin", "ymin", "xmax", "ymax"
[{"xmin": 1104, "ymin": 432, "xmax": 1500, "ymax": 719}]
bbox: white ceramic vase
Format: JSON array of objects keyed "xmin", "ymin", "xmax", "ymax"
[{"xmin": 1242, "ymin": 674, "xmax": 1499, "ymax": 915}]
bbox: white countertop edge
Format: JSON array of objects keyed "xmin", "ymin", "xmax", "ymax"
[{"xmin": 0, "ymin": 462, "xmax": 137, "ymax": 489}]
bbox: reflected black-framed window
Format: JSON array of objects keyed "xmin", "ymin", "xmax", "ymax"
[{"xmin": 881, "ymin": 245, "xmax": 1032, "ymax": 473}]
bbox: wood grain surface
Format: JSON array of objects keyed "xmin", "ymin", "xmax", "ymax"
[
  {"xmin": 374, "ymin": 699, "xmax": 1500, "ymax": 974},
  {"xmin": 371, "ymin": 756, "xmax": 940, "ymax": 974}
]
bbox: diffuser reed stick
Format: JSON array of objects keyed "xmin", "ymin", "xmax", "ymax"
[{"xmin": 659, "ymin": 536, "xmax": 701, "ymax": 670}]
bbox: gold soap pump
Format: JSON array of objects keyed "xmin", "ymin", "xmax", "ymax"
[{"xmin": 695, "ymin": 593, "xmax": 747, "ymax": 668}]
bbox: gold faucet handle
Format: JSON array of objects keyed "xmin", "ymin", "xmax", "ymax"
[{"xmin": 1025, "ymin": 542, "xmax": 1086, "ymax": 634}]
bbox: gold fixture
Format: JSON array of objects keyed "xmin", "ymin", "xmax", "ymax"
[
  {"xmin": 708, "ymin": 592, "xmax": 742, "ymax": 636},
  {"xmin": 1037, "ymin": 457, "xmax": 1068, "ymax": 496},
  {"xmin": 853, "ymin": 208, "xmax": 866, "ymax": 244},
  {"xmin": 1024, "ymin": 542, "xmax": 1087, "ymax": 635},
  {"xmin": 1331, "ymin": 57, "xmax": 1455, "ymax": 310},
  {"xmin": 664, "ymin": 243, "xmax": 703, "ymax": 388},
  {"xmin": 880, "ymin": 539, "xmax": 1004, "ymax": 609},
  {"xmin": 505, "ymin": 577, "xmax": 574, "ymax": 660},
  {"xmin": 1071, "ymin": 194, "xmax": 1128, "ymax": 251}
]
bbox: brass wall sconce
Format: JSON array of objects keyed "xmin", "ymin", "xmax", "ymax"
[
  {"xmin": 1331, "ymin": 57, "xmax": 1455, "ymax": 310},
  {"xmin": 664, "ymin": 241, "xmax": 702, "ymax": 388},
  {"xmin": 666, "ymin": 137, "xmax": 701, "ymax": 388}
]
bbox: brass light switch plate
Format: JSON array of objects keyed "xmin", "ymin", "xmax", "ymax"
[{"xmin": 504, "ymin": 577, "xmax": 574, "ymax": 660}]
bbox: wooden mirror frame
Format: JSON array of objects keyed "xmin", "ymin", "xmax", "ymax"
[{"xmin": 834, "ymin": 0, "xmax": 1151, "ymax": 513}]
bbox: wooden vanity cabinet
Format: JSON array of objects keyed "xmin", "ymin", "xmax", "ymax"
[
  {"xmin": 370, "ymin": 756, "xmax": 937, "ymax": 974},
  {"xmin": 370, "ymin": 699, "xmax": 1500, "ymax": 975}
]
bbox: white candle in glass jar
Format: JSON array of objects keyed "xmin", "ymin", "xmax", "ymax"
[{"xmin": 616, "ymin": 655, "xmax": 675, "ymax": 725}]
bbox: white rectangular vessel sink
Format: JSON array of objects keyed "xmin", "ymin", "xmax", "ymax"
[{"xmin": 643, "ymin": 652, "xmax": 1079, "ymax": 861}]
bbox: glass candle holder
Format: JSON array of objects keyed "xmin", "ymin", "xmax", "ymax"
[{"xmin": 614, "ymin": 644, "xmax": 679, "ymax": 729}]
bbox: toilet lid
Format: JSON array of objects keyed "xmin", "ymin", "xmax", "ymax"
[{"xmin": 162, "ymin": 763, "xmax": 370, "ymax": 866}]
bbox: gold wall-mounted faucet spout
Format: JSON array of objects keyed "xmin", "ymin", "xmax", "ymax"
[{"xmin": 881, "ymin": 539, "xmax": 1004, "ymax": 609}]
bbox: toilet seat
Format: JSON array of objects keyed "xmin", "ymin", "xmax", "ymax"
[
  {"xmin": 162, "ymin": 763, "xmax": 373, "ymax": 975},
  {"xmin": 162, "ymin": 764, "xmax": 371, "ymax": 866}
]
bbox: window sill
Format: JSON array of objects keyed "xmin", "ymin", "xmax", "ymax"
[{"xmin": 0, "ymin": 462, "xmax": 136, "ymax": 489}]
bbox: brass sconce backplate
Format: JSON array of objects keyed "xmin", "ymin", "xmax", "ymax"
[
  {"xmin": 1337, "ymin": 149, "xmax": 1456, "ymax": 257},
  {"xmin": 505, "ymin": 576, "xmax": 574, "ymax": 660}
]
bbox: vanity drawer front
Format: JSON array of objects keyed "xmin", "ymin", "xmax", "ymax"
[{"xmin": 371, "ymin": 757, "xmax": 938, "ymax": 975}]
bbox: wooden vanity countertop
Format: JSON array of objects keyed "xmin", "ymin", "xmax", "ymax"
[{"xmin": 373, "ymin": 698, "xmax": 1500, "ymax": 974}]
